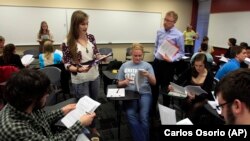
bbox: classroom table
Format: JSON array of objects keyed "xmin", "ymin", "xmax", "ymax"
[{"xmin": 107, "ymin": 84, "xmax": 140, "ymax": 140}]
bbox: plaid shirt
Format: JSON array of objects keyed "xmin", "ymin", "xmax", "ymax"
[{"xmin": 0, "ymin": 104, "xmax": 84, "ymax": 141}]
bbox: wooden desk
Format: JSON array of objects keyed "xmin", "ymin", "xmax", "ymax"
[{"xmin": 107, "ymin": 85, "xmax": 140, "ymax": 140}]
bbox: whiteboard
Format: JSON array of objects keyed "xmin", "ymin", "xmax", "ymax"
[
  {"xmin": 208, "ymin": 12, "xmax": 250, "ymax": 48},
  {"xmin": 67, "ymin": 9, "xmax": 161, "ymax": 43},
  {"xmin": 0, "ymin": 6, "xmax": 67, "ymax": 45},
  {"xmin": 0, "ymin": 6, "xmax": 161, "ymax": 45}
]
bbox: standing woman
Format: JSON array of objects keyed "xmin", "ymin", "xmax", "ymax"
[
  {"xmin": 62, "ymin": 10, "xmax": 101, "ymax": 136},
  {"xmin": 0, "ymin": 43, "xmax": 24, "ymax": 69},
  {"xmin": 37, "ymin": 21, "xmax": 54, "ymax": 53},
  {"xmin": 117, "ymin": 43, "xmax": 156, "ymax": 141}
]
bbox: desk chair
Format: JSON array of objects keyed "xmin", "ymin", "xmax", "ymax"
[
  {"xmin": 23, "ymin": 49, "xmax": 39, "ymax": 59},
  {"xmin": 98, "ymin": 48, "xmax": 113, "ymax": 78},
  {"xmin": 39, "ymin": 66, "xmax": 66, "ymax": 105}
]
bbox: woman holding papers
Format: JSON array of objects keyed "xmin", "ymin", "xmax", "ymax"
[
  {"xmin": 37, "ymin": 21, "xmax": 54, "ymax": 53},
  {"xmin": 169, "ymin": 53, "xmax": 214, "ymax": 124},
  {"xmin": 117, "ymin": 43, "xmax": 156, "ymax": 141},
  {"xmin": 62, "ymin": 10, "xmax": 104, "ymax": 136},
  {"xmin": 0, "ymin": 43, "xmax": 24, "ymax": 69},
  {"xmin": 39, "ymin": 40, "xmax": 62, "ymax": 68}
]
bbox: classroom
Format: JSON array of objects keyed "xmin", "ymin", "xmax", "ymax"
[{"xmin": 1, "ymin": 0, "xmax": 250, "ymax": 141}]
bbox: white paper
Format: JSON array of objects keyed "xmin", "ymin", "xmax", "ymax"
[
  {"xmin": 156, "ymin": 40, "xmax": 179, "ymax": 60},
  {"xmin": 107, "ymin": 88, "xmax": 125, "ymax": 97},
  {"xmin": 244, "ymin": 58, "xmax": 250, "ymax": 65},
  {"xmin": 219, "ymin": 56, "xmax": 228, "ymax": 63},
  {"xmin": 169, "ymin": 82, "xmax": 187, "ymax": 98},
  {"xmin": 61, "ymin": 96, "xmax": 101, "ymax": 128},
  {"xmin": 158, "ymin": 103, "xmax": 176, "ymax": 125},
  {"xmin": 135, "ymin": 69, "xmax": 145, "ymax": 92},
  {"xmin": 76, "ymin": 133, "xmax": 90, "ymax": 141},
  {"xmin": 55, "ymin": 49, "xmax": 63, "ymax": 57},
  {"xmin": 207, "ymin": 98, "xmax": 221, "ymax": 115},
  {"xmin": 185, "ymin": 85, "xmax": 207, "ymax": 96},
  {"xmin": 181, "ymin": 56, "xmax": 189, "ymax": 59},
  {"xmin": 21, "ymin": 54, "xmax": 34, "ymax": 66},
  {"xmin": 176, "ymin": 118, "xmax": 193, "ymax": 125}
]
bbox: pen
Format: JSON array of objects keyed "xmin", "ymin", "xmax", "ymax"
[
  {"xmin": 85, "ymin": 112, "xmax": 91, "ymax": 115},
  {"xmin": 116, "ymin": 88, "xmax": 120, "ymax": 93}
]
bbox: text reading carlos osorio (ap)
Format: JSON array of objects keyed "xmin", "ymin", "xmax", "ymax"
[{"xmin": 164, "ymin": 129, "xmax": 247, "ymax": 138}]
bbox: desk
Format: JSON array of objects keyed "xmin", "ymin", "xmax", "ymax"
[
  {"xmin": 107, "ymin": 85, "xmax": 140, "ymax": 140},
  {"xmin": 102, "ymin": 71, "xmax": 117, "ymax": 95},
  {"xmin": 204, "ymin": 103, "xmax": 225, "ymax": 125}
]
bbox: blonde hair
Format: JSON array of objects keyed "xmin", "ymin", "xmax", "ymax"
[
  {"xmin": 43, "ymin": 40, "xmax": 54, "ymax": 61},
  {"xmin": 131, "ymin": 43, "xmax": 144, "ymax": 52},
  {"xmin": 166, "ymin": 11, "xmax": 178, "ymax": 22}
]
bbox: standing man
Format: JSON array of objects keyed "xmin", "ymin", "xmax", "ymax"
[
  {"xmin": 216, "ymin": 69, "xmax": 250, "ymax": 124},
  {"xmin": 152, "ymin": 11, "xmax": 184, "ymax": 113}
]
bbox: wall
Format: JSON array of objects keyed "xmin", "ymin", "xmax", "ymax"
[
  {"xmin": 208, "ymin": 0, "xmax": 250, "ymax": 49},
  {"xmin": 0, "ymin": 0, "xmax": 193, "ymax": 62}
]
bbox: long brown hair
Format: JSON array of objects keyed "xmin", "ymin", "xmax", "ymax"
[
  {"xmin": 38, "ymin": 21, "xmax": 50, "ymax": 38},
  {"xmin": 67, "ymin": 10, "xmax": 88, "ymax": 62}
]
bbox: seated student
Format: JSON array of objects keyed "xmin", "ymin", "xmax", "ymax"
[
  {"xmin": 202, "ymin": 36, "xmax": 214, "ymax": 53},
  {"xmin": 216, "ymin": 69, "xmax": 250, "ymax": 124},
  {"xmin": 117, "ymin": 43, "xmax": 156, "ymax": 141},
  {"xmin": 239, "ymin": 42, "xmax": 249, "ymax": 68},
  {"xmin": 224, "ymin": 38, "xmax": 237, "ymax": 59},
  {"xmin": 0, "ymin": 43, "xmax": 24, "ymax": 69},
  {"xmin": 168, "ymin": 53, "xmax": 214, "ymax": 124},
  {"xmin": 0, "ymin": 36, "xmax": 5, "ymax": 56},
  {"xmin": 39, "ymin": 40, "xmax": 62, "ymax": 68},
  {"xmin": 215, "ymin": 46, "xmax": 247, "ymax": 80},
  {"xmin": 0, "ymin": 69, "xmax": 96, "ymax": 140},
  {"xmin": 190, "ymin": 43, "xmax": 213, "ymax": 65}
]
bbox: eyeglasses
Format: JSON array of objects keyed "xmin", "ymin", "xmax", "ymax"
[
  {"xmin": 216, "ymin": 101, "xmax": 233, "ymax": 110},
  {"xmin": 165, "ymin": 18, "xmax": 175, "ymax": 23}
]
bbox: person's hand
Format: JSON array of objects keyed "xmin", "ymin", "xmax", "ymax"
[
  {"xmin": 78, "ymin": 65, "xmax": 91, "ymax": 73},
  {"xmin": 168, "ymin": 85, "xmax": 174, "ymax": 92},
  {"xmin": 61, "ymin": 104, "xmax": 76, "ymax": 115},
  {"xmin": 79, "ymin": 112, "xmax": 96, "ymax": 126},
  {"xmin": 122, "ymin": 78, "xmax": 133, "ymax": 86},
  {"xmin": 139, "ymin": 69, "xmax": 149, "ymax": 77},
  {"xmin": 187, "ymin": 92, "xmax": 195, "ymax": 103},
  {"xmin": 160, "ymin": 53, "xmax": 172, "ymax": 62}
]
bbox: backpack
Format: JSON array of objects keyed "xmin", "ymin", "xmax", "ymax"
[{"xmin": 106, "ymin": 59, "xmax": 122, "ymax": 70}]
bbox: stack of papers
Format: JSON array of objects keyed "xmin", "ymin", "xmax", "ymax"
[
  {"xmin": 21, "ymin": 54, "xmax": 34, "ymax": 66},
  {"xmin": 158, "ymin": 103, "xmax": 193, "ymax": 125},
  {"xmin": 155, "ymin": 40, "xmax": 179, "ymax": 60},
  {"xmin": 107, "ymin": 88, "xmax": 125, "ymax": 97},
  {"xmin": 135, "ymin": 69, "xmax": 146, "ymax": 92},
  {"xmin": 61, "ymin": 96, "xmax": 101, "ymax": 128}
]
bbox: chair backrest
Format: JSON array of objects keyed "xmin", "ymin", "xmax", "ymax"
[
  {"xmin": 23, "ymin": 49, "xmax": 39, "ymax": 59},
  {"xmin": 39, "ymin": 66, "xmax": 61, "ymax": 86},
  {"xmin": 125, "ymin": 47, "xmax": 132, "ymax": 61},
  {"xmin": 99, "ymin": 48, "xmax": 113, "ymax": 56}
]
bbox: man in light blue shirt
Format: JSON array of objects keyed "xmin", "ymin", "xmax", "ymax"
[
  {"xmin": 152, "ymin": 11, "xmax": 184, "ymax": 112},
  {"xmin": 215, "ymin": 46, "xmax": 247, "ymax": 80}
]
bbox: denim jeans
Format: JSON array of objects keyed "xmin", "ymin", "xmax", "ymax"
[
  {"xmin": 72, "ymin": 76, "xmax": 100, "ymax": 128},
  {"xmin": 124, "ymin": 93, "xmax": 152, "ymax": 141}
]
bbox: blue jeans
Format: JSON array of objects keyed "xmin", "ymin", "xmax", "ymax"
[
  {"xmin": 72, "ymin": 76, "xmax": 100, "ymax": 128},
  {"xmin": 124, "ymin": 93, "xmax": 152, "ymax": 141}
]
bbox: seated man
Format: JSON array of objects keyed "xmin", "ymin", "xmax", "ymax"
[
  {"xmin": 0, "ymin": 69, "xmax": 96, "ymax": 140},
  {"xmin": 216, "ymin": 69, "xmax": 250, "ymax": 124},
  {"xmin": 215, "ymin": 46, "xmax": 247, "ymax": 80}
]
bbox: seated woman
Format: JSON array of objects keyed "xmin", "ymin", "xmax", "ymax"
[
  {"xmin": 0, "ymin": 43, "xmax": 24, "ymax": 69},
  {"xmin": 39, "ymin": 40, "xmax": 62, "ymax": 68},
  {"xmin": 117, "ymin": 43, "xmax": 156, "ymax": 141},
  {"xmin": 169, "ymin": 53, "xmax": 214, "ymax": 124}
]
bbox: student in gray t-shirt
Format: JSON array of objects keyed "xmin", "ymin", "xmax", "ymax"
[{"xmin": 117, "ymin": 43, "xmax": 156, "ymax": 141}]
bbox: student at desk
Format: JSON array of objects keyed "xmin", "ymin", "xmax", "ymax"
[
  {"xmin": 168, "ymin": 53, "xmax": 214, "ymax": 124},
  {"xmin": 216, "ymin": 69, "xmax": 250, "ymax": 124},
  {"xmin": 39, "ymin": 40, "xmax": 62, "ymax": 68},
  {"xmin": 117, "ymin": 43, "xmax": 156, "ymax": 141}
]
